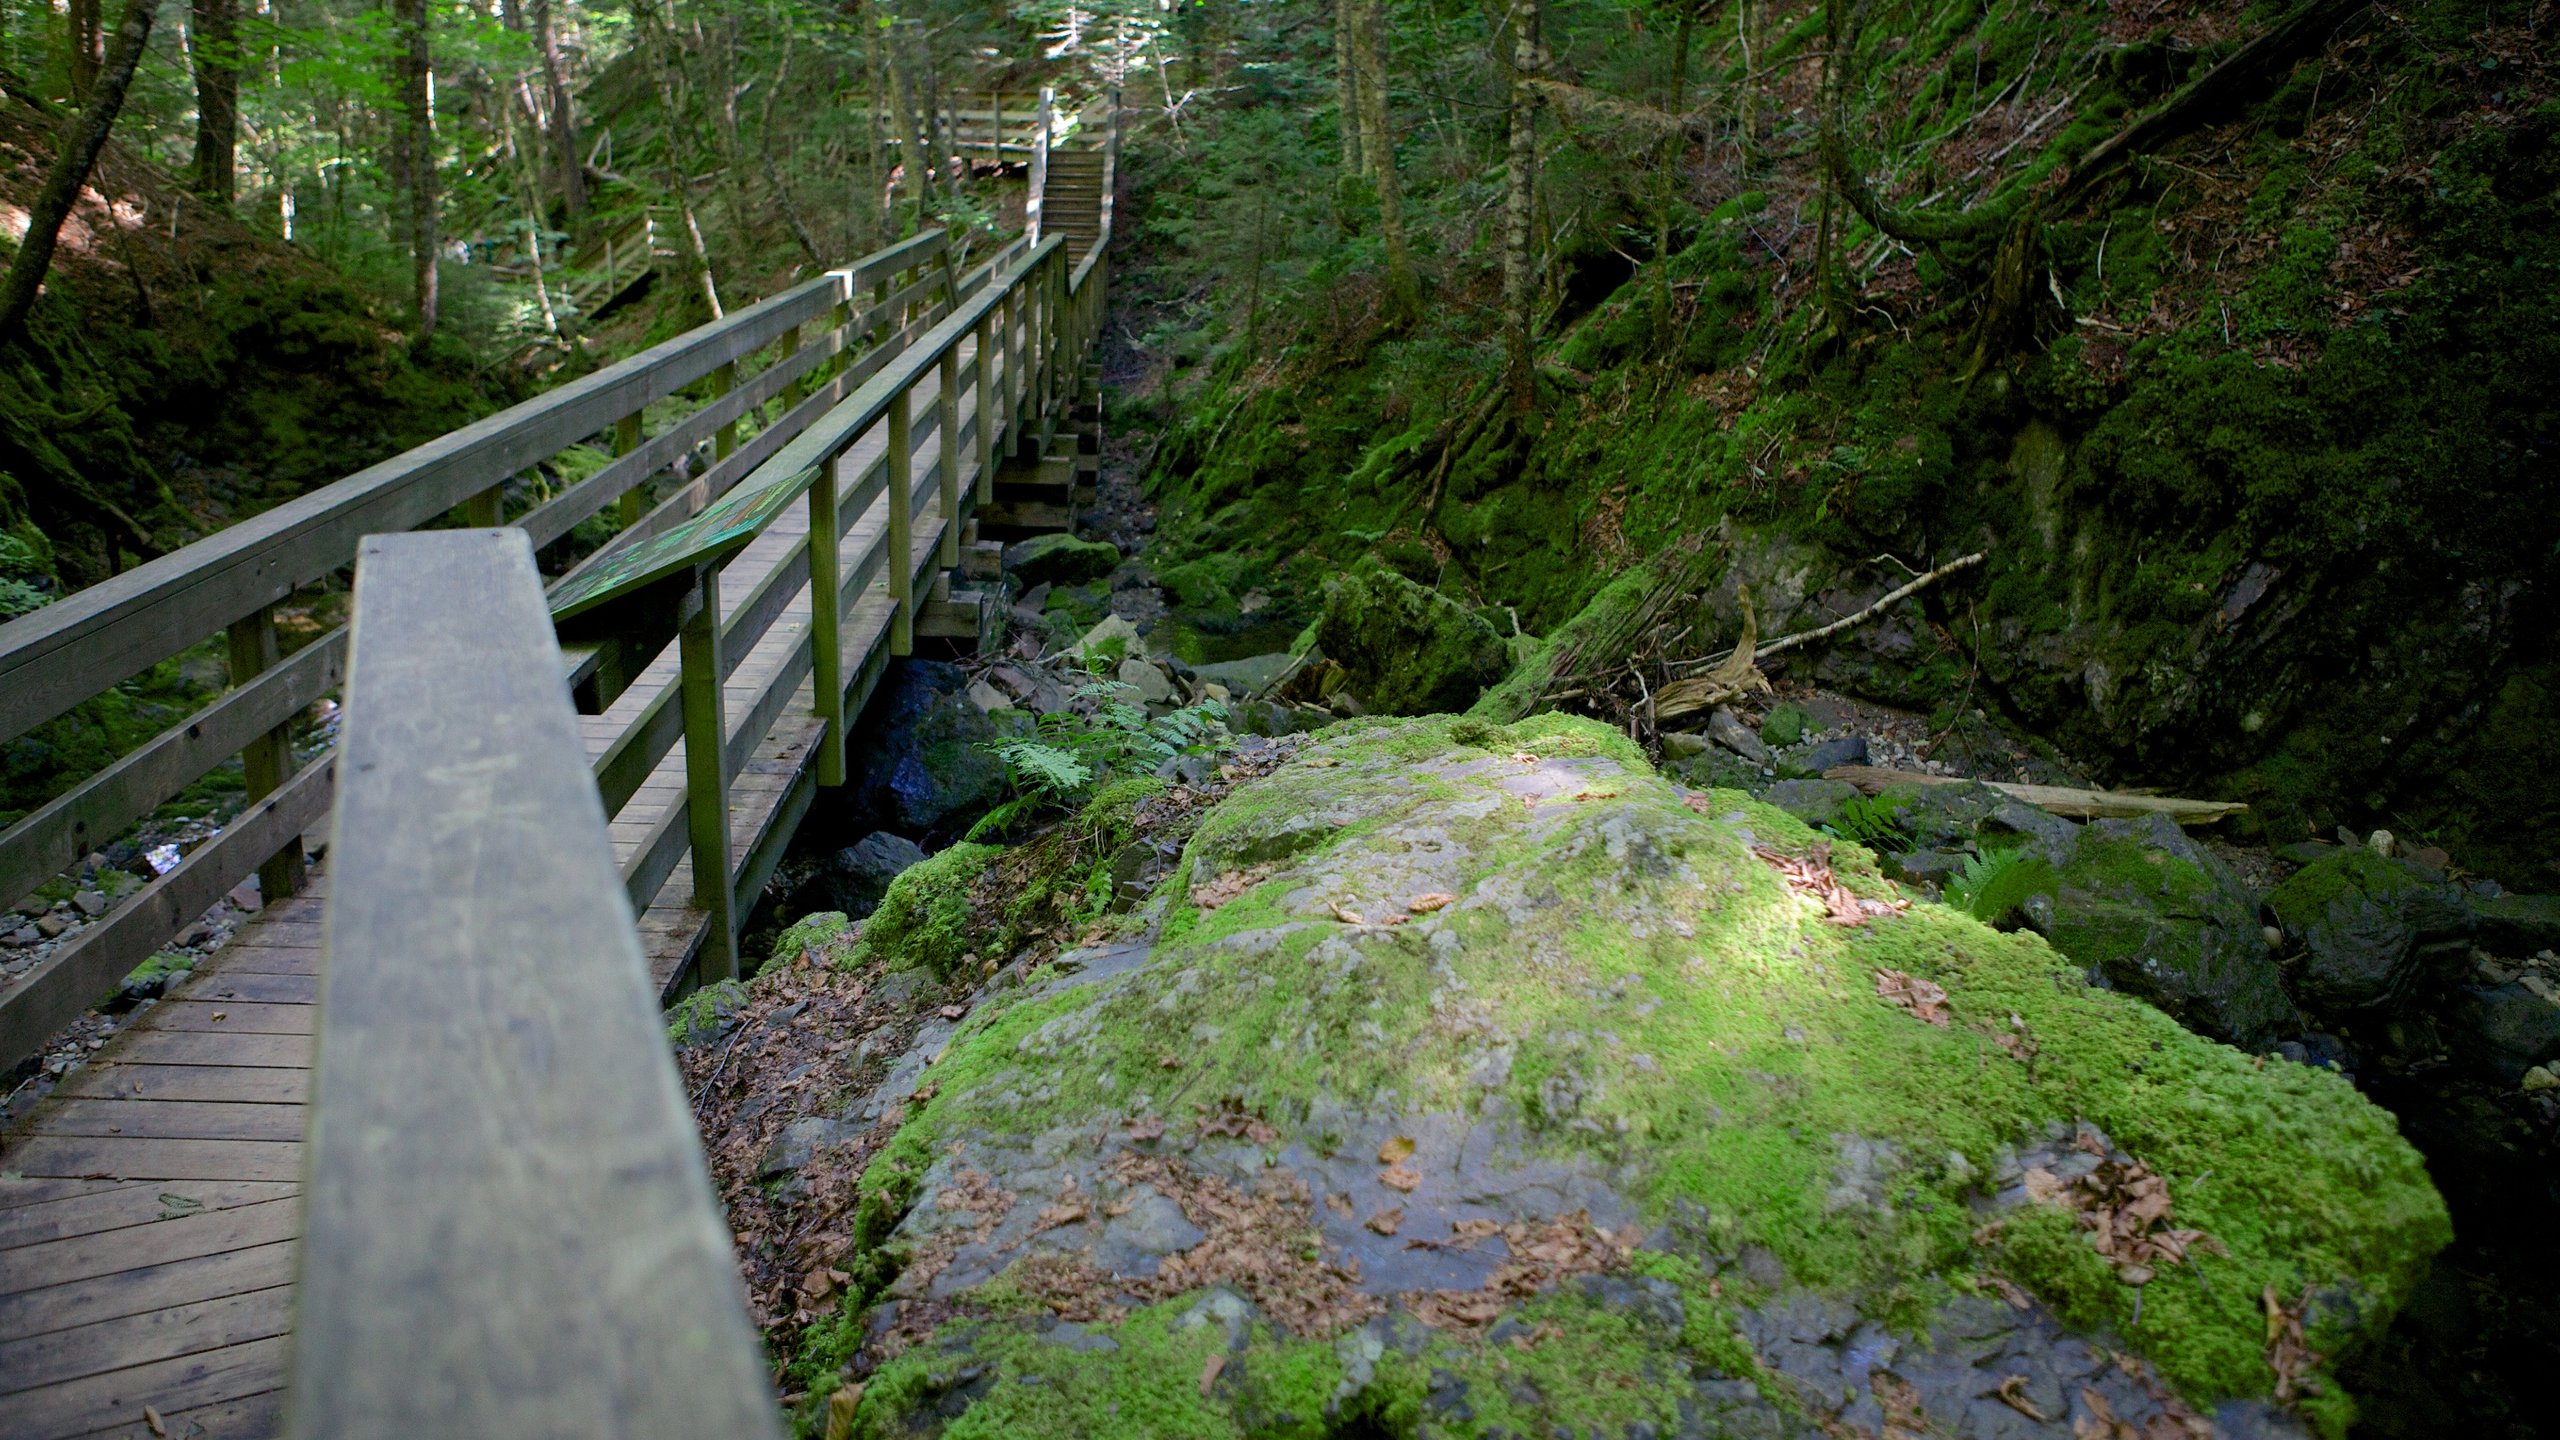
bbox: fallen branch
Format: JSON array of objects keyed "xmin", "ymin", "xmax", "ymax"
[
  {"xmin": 1674, "ymin": 550, "xmax": 1987, "ymax": 674},
  {"xmin": 1823, "ymin": 765, "xmax": 2248, "ymax": 826}
]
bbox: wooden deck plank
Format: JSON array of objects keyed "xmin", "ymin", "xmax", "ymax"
[
  {"xmin": 0, "ymin": 1286, "xmax": 290, "ymax": 1397},
  {"xmin": 0, "ymin": 1240, "xmax": 296, "ymax": 1339},
  {"xmin": 186, "ymin": 947, "xmax": 319, "ymax": 977},
  {"xmin": 22, "ymin": 1100, "xmax": 305, "ymax": 1144},
  {"xmin": 0, "ymin": 1332, "xmax": 290, "ymax": 1440},
  {"xmin": 0, "ymin": 1137, "xmax": 301, "ymax": 1184},
  {"xmin": 0, "ymin": 1181, "xmax": 296, "ymax": 1253},
  {"xmin": 136, "ymin": 1003, "xmax": 313, "ymax": 1037},
  {"xmin": 50, "ymin": 1065, "xmax": 307, "ymax": 1105},
  {"xmin": 0, "ymin": 1178, "xmax": 126, "ymax": 1211},
  {"xmin": 162, "ymin": 973, "xmax": 314, "ymax": 1005},
  {"xmin": 79, "ymin": 1032, "xmax": 308, "ymax": 1070},
  {"xmin": 0, "ymin": 1197, "xmax": 297, "ymax": 1299},
  {"xmin": 64, "ymin": 1387, "xmax": 283, "ymax": 1440}
]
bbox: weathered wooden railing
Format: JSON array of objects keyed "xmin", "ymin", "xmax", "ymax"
[
  {"xmin": 0, "ymin": 140, "xmax": 1118, "ymax": 1071},
  {"xmin": 289, "ymin": 529, "xmax": 780, "ymax": 1438}
]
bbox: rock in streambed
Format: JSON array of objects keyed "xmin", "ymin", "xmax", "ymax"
[{"xmin": 822, "ymin": 715, "xmax": 2444, "ymax": 1438}]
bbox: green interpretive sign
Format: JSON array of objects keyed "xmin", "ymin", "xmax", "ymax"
[{"xmin": 547, "ymin": 463, "xmax": 824, "ymax": 621}]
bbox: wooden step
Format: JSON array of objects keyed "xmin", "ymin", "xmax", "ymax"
[{"xmin": 975, "ymin": 500, "xmax": 1074, "ymax": 539}]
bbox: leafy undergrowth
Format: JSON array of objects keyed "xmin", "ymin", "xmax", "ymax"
[{"xmin": 826, "ymin": 714, "xmax": 2444, "ymax": 1435}]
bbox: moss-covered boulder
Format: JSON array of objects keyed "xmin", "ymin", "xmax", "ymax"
[
  {"xmin": 1005, "ymin": 534, "xmax": 1122, "ymax": 587},
  {"xmin": 2022, "ymin": 814, "xmax": 2300, "ymax": 1051},
  {"xmin": 2264, "ymin": 849, "xmax": 2476, "ymax": 1015},
  {"xmin": 822, "ymin": 716, "xmax": 2442, "ymax": 1438},
  {"xmin": 1313, "ymin": 565, "xmax": 1510, "ymax": 714}
]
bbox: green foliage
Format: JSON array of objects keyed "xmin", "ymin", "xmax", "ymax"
[
  {"xmin": 1942, "ymin": 845, "xmax": 2056, "ymax": 926},
  {"xmin": 974, "ymin": 690, "xmax": 1227, "ymax": 840},
  {"xmin": 1823, "ymin": 793, "xmax": 1912, "ymax": 855}
]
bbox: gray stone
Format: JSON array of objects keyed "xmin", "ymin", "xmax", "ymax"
[
  {"xmin": 1786, "ymin": 735, "xmax": 1868, "ymax": 773},
  {"xmin": 1004, "ymin": 533, "xmax": 1121, "ymax": 587},
  {"xmin": 758, "ymin": 1116, "xmax": 854, "ymax": 1179},
  {"xmin": 2449, "ymin": 981, "xmax": 2560, "ymax": 1083},
  {"xmin": 2471, "ymin": 892, "xmax": 2560, "ymax": 955},
  {"xmin": 817, "ymin": 831, "xmax": 930, "ymax": 918},
  {"xmin": 1117, "ymin": 657, "xmax": 1176, "ymax": 704},
  {"xmin": 1763, "ymin": 779, "xmax": 1861, "ymax": 828},
  {"xmin": 1660, "ymin": 730, "xmax": 1711, "ymax": 761},
  {"xmin": 71, "ymin": 890, "xmax": 106, "ymax": 918},
  {"xmin": 1191, "ymin": 652, "xmax": 1300, "ymax": 699},
  {"xmin": 1708, "ymin": 709, "xmax": 1774, "ymax": 766},
  {"xmin": 1885, "ymin": 849, "xmax": 1969, "ymax": 887},
  {"xmin": 847, "ymin": 660, "xmax": 1034, "ymax": 836},
  {"xmin": 1093, "ymin": 1186, "xmax": 1206, "ymax": 1276},
  {"xmin": 34, "ymin": 915, "xmax": 67, "ymax": 938}
]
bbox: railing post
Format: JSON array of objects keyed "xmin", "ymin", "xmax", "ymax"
[
  {"xmin": 1004, "ymin": 281, "xmax": 1024, "ymax": 451},
  {"xmin": 974, "ymin": 310, "xmax": 996, "ymax": 507},
  {"xmin": 810, "ymin": 452, "xmax": 845, "ymax": 787},
  {"xmin": 224, "ymin": 604, "xmax": 304, "ymax": 904},
  {"xmin": 678, "ymin": 566, "xmax": 737, "ymax": 981},
  {"xmin": 938, "ymin": 343, "xmax": 962, "ymax": 569},
  {"xmin": 888, "ymin": 387, "xmax": 914, "ymax": 657},
  {"xmin": 780, "ymin": 321, "xmax": 805, "ymax": 410},
  {"xmin": 463, "ymin": 484, "xmax": 503, "ymax": 528},
  {"xmin": 712, "ymin": 360, "xmax": 739, "ymax": 461}
]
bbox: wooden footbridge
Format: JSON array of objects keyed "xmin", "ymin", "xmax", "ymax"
[{"xmin": 0, "ymin": 93, "xmax": 1118, "ymax": 1440}]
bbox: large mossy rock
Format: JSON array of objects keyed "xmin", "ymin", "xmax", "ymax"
[
  {"xmin": 2264, "ymin": 850, "xmax": 2475, "ymax": 1015},
  {"xmin": 828, "ymin": 716, "xmax": 2442, "ymax": 1438},
  {"xmin": 1005, "ymin": 533, "xmax": 1122, "ymax": 588},
  {"xmin": 848, "ymin": 661, "xmax": 1035, "ymax": 837},
  {"xmin": 1313, "ymin": 566, "xmax": 1510, "ymax": 714},
  {"xmin": 2022, "ymin": 815, "xmax": 2300, "ymax": 1051}
]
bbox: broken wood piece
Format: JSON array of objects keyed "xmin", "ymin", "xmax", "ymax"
[
  {"xmin": 1673, "ymin": 551, "xmax": 1990, "ymax": 677},
  {"xmin": 1821, "ymin": 765, "xmax": 2248, "ymax": 825}
]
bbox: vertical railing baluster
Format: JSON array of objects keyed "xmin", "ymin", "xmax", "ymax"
[
  {"xmin": 678, "ymin": 565, "xmax": 737, "ymax": 981},
  {"xmin": 810, "ymin": 452, "xmax": 845, "ymax": 787},
  {"xmin": 974, "ymin": 311, "xmax": 996, "ymax": 507},
  {"xmin": 713, "ymin": 360, "xmax": 739, "ymax": 461},
  {"xmin": 938, "ymin": 343, "xmax": 961, "ymax": 570},
  {"xmin": 225, "ymin": 604, "xmax": 304, "ymax": 905},
  {"xmin": 614, "ymin": 411, "xmax": 645, "ymax": 527},
  {"xmin": 888, "ymin": 387, "xmax": 914, "ymax": 656}
]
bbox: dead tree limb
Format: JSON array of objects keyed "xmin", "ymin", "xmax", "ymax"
[{"xmin": 0, "ymin": 0, "xmax": 157, "ymax": 348}]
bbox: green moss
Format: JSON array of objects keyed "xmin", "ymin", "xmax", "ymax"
[
  {"xmin": 853, "ymin": 843, "xmax": 1003, "ymax": 978},
  {"xmin": 1312, "ymin": 563, "xmax": 1510, "ymax": 715},
  {"xmin": 854, "ymin": 721, "xmax": 2443, "ymax": 1422}
]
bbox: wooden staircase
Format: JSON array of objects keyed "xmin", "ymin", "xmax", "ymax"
[{"xmin": 1040, "ymin": 143, "xmax": 1109, "ymax": 262}]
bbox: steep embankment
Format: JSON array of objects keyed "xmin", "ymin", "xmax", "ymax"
[
  {"xmin": 0, "ymin": 92, "xmax": 503, "ymax": 594},
  {"xmin": 1115, "ymin": 0, "xmax": 2558, "ymax": 885}
]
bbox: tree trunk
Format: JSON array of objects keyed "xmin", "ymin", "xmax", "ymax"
[
  {"xmin": 859, "ymin": 0, "xmax": 890, "ymax": 246},
  {"xmin": 1350, "ymin": 0, "xmax": 1417, "ymax": 317},
  {"xmin": 532, "ymin": 0, "xmax": 583, "ymax": 216},
  {"xmin": 189, "ymin": 0, "xmax": 239, "ymax": 204},
  {"xmin": 641, "ymin": 0, "xmax": 722, "ymax": 318},
  {"xmin": 0, "ymin": 0, "xmax": 156, "ymax": 348},
  {"xmin": 1331, "ymin": 0, "xmax": 1361, "ymax": 226},
  {"xmin": 393, "ymin": 0, "xmax": 439, "ymax": 346},
  {"xmin": 67, "ymin": 0, "xmax": 102, "ymax": 101},
  {"xmin": 756, "ymin": 26, "xmax": 823, "ymax": 265},
  {"xmin": 888, "ymin": 17, "xmax": 933, "ymax": 229},
  {"xmin": 1501, "ymin": 0, "xmax": 1541, "ymax": 410}
]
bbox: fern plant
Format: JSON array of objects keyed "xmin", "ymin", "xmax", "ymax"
[
  {"xmin": 1943, "ymin": 846, "xmax": 2057, "ymax": 927},
  {"xmin": 971, "ymin": 689, "xmax": 1229, "ymax": 841},
  {"xmin": 1822, "ymin": 793, "xmax": 1912, "ymax": 854}
]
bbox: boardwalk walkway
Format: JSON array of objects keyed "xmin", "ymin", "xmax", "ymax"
[{"xmin": 0, "ymin": 110, "xmax": 1115, "ymax": 1436}]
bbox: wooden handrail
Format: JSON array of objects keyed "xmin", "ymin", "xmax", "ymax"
[
  {"xmin": 0, "ymin": 225, "xmax": 979, "ymax": 1070},
  {"xmin": 289, "ymin": 529, "xmax": 778, "ymax": 1440}
]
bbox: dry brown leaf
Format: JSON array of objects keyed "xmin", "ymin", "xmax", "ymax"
[
  {"xmin": 143, "ymin": 1408, "xmax": 167, "ymax": 1439},
  {"xmin": 1985, "ymin": 1275, "xmax": 2036, "ymax": 1311},
  {"xmin": 1752, "ymin": 841, "xmax": 1910, "ymax": 927},
  {"xmin": 1365, "ymin": 1207, "xmax": 1404, "ymax": 1236},
  {"xmin": 1325, "ymin": 1191, "xmax": 1356, "ymax": 1218},
  {"xmin": 1380, "ymin": 1161, "xmax": 1422, "ymax": 1193},
  {"xmin": 1407, "ymin": 892, "xmax": 1455, "ymax": 913},
  {"xmin": 938, "ymin": 1004, "xmax": 969, "ymax": 1021},
  {"xmin": 1377, "ymin": 1135, "xmax": 1416, "ymax": 1164},
  {"xmin": 823, "ymin": 1387, "xmax": 863, "ymax": 1440},
  {"xmin": 1199, "ymin": 1353, "xmax": 1227, "ymax": 1395},
  {"xmin": 1035, "ymin": 1201, "xmax": 1088, "ymax": 1232},
  {"xmin": 1330, "ymin": 902, "xmax": 1366, "ymax": 925},
  {"xmin": 1128, "ymin": 1114, "xmax": 1165, "ymax": 1142},
  {"xmin": 1509, "ymin": 751, "xmax": 1540, "ymax": 764},
  {"xmin": 1875, "ymin": 968, "xmax": 1953, "ymax": 1026},
  {"xmin": 2263, "ymin": 1284, "xmax": 2318, "ymax": 1402},
  {"xmin": 1993, "ymin": 1374, "xmax": 2048, "ymax": 1421}
]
